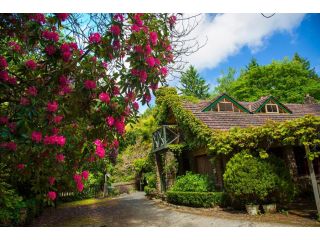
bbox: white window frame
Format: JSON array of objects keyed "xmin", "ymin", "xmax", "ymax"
[{"xmin": 265, "ymin": 103, "xmax": 279, "ymax": 113}]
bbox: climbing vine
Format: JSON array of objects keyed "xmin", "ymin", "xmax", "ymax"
[{"xmin": 155, "ymin": 87, "xmax": 320, "ymax": 160}]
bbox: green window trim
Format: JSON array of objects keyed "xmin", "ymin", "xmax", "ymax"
[
  {"xmin": 202, "ymin": 93, "xmax": 250, "ymax": 113},
  {"xmin": 254, "ymin": 96, "xmax": 292, "ymax": 114}
]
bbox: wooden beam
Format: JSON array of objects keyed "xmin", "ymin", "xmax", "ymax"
[{"xmin": 305, "ymin": 144, "xmax": 320, "ymax": 215}]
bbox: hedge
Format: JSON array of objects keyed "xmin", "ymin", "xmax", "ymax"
[{"xmin": 166, "ymin": 191, "xmax": 226, "ymax": 208}]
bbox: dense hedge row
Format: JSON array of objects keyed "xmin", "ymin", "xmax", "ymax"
[{"xmin": 166, "ymin": 191, "xmax": 226, "ymax": 208}]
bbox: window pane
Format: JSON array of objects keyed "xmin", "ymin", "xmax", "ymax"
[{"xmin": 219, "ymin": 102, "xmax": 233, "ymax": 111}]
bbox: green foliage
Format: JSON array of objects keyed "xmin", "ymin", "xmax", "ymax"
[
  {"xmin": 166, "ymin": 191, "xmax": 226, "ymax": 208},
  {"xmin": 0, "ymin": 163, "xmax": 26, "ymax": 226},
  {"xmin": 144, "ymin": 186, "xmax": 157, "ymax": 196},
  {"xmin": 212, "ymin": 67, "xmax": 236, "ymax": 96},
  {"xmin": 170, "ymin": 172, "xmax": 214, "ymax": 192},
  {"xmin": 133, "ymin": 158, "xmax": 149, "ymax": 173},
  {"xmin": 144, "ymin": 172, "xmax": 157, "ymax": 189},
  {"xmin": 223, "ymin": 151, "xmax": 296, "ymax": 205},
  {"xmin": 223, "ymin": 151, "xmax": 278, "ymax": 204},
  {"xmin": 178, "ymin": 65, "xmax": 210, "ymax": 99},
  {"xmin": 217, "ymin": 55, "xmax": 320, "ymax": 103}
]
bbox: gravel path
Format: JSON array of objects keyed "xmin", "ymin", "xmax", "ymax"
[{"xmin": 31, "ymin": 192, "xmax": 296, "ymax": 227}]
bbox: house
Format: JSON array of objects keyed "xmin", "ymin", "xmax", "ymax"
[{"xmin": 152, "ymin": 89, "xmax": 320, "ymax": 193}]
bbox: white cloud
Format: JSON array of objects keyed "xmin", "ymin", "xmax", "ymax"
[{"xmin": 182, "ymin": 13, "xmax": 305, "ymax": 70}]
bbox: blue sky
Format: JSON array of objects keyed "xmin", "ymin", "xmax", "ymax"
[
  {"xmin": 140, "ymin": 13, "xmax": 320, "ymax": 113},
  {"xmin": 200, "ymin": 14, "xmax": 320, "ymax": 90}
]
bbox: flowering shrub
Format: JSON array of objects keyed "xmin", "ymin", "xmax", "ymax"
[{"xmin": 0, "ymin": 13, "xmax": 176, "ymax": 204}]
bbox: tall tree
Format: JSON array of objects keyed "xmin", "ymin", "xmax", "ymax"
[
  {"xmin": 212, "ymin": 67, "xmax": 236, "ymax": 96},
  {"xmin": 178, "ymin": 65, "xmax": 209, "ymax": 99},
  {"xmin": 215, "ymin": 55, "xmax": 320, "ymax": 103}
]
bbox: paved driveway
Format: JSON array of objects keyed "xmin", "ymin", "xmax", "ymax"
[{"xmin": 32, "ymin": 191, "xmax": 292, "ymax": 227}]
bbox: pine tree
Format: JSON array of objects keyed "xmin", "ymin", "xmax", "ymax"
[{"xmin": 178, "ymin": 65, "xmax": 210, "ymax": 99}]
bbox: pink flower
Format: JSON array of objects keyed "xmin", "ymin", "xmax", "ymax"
[
  {"xmin": 139, "ymin": 70, "xmax": 147, "ymax": 83},
  {"xmin": 113, "ymin": 86, "xmax": 120, "ymax": 95},
  {"xmin": 145, "ymin": 44, "xmax": 152, "ymax": 55},
  {"xmin": 31, "ymin": 131, "xmax": 42, "ymax": 143},
  {"xmin": 42, "ymin": 30, "xmax": 59, "ymax": 42},
  {"xmin": 149, "ymin": 32, "xmax": 158, "ymax": 46},
  {"xmin": 0, "ymin": 71, "xmax": 9, "ymax": 81},
  {"xmin": 25, "ymin": 60, "xmax": 37, "ymax": 70},
  {"xmin": 7, "ymin": 76, "xmax": 17, "ymax": 85},
  {"xmin": 112, "ymin": 40, "xmax": 120, "ymax": 50},
  {"xmin": 94, "ymin": 139, "xmax": 103, "ymax": 147},
  {"xmin": 56, "ymin": 13, "xmax": 69, "ymax": 21},
  {"xmin": 0, "ymin": 116, "xmax": 8, "ymax": 125},
  {"xmin": 146, "ymin": 56, "xmax": 155, "ymax": 67},
  {"xmin": 102, "ymin": 62, "xmax": 108, "ymax": 69},
  {"xmin": 169, "ymin": 15, "xmax": 177, "ymax": 26},
  {"xmin": 160, "ymin": 67, "xmax": 168, "ymax": 76},
  {"xmin": 45, "ymin": 45, "xmax": 56, "ymax": 56},
  {"xmin": 82, "ymin": 170, "xmax": 89, "ymax": 180},
  {"xmin": 51, "ymin": 128, "xmax": 59, "ymax": 135},
  {"xmin": 47, "ymin": 101, "xmax": 58, "ymax": 112},
  {"xmin": 8, "ymin": 42, "xmax": 21, "ymax": 52},
  {"xmin": 7, "ymin": 122, "xmax": 16, "ymax": 133},
  {"xmin": 95, "ymin": 146, "xmax": 105, "ymax": 158},
  {"xmin": 99, "ymin": 92, "xmax": 110, "ymax": 104},
  {"xmin": 131, "ymin": 24, "xmax": 140, "ymax": 32},
  {"xmin": 47, "ymin": 191, "xmax": 57, "ymax": 201},
  {"xmin": 27, "ymin": 86, "xmax": 38, "ymax": 96},
  {"xmin": 17, "ymin": 164, "xmax": 25, "ymax": 170},
  {"xmin": 133, "ymin": 102, "xmax": 139, "ymax": 111},
  {"xmin": 0, "ymin": 56, "xmax": 8, "ymax": 69},
  {"xmin": 20, "ymin": 97, "xmax": 30, "ymax": 106},
  {"xmin": 53, "ymin": 115, "xmax": 63, "ymax": 124},
  {"xmin": 144, "ymin": 93, "xmax": 151, "ymax": 103},
  {"xmin": 106, "ymin": 116, "xmax": 115, "ymax": 127},
  {"xmin": 89, "ymin": 33, "xmax": 101, "ymax": 44},
  {"xmin": 76, "ymin": 181, "xmax": 84, "ymax": 192},
  {"xmin": 84, "ymin": 80, "xmax": 96, "ymax": 90},
  {"xmin": 69, "ymin": 42, "xmax": 78, "ymax": 51},
  {"xmin": 114, "ymin": 13, "xmax": 124, "ymax": 22},
  {"xmin": 59, "ymin": 75, "xmax": 68, "ymax": 85},
  {"xmin": 61, "ymin": 51, "xmax": 72, "ymax": 62},
  {"xmin": 29, "ymin": 14, "xmax": 46, "ymax": 24},
  {"xmin": 134, "ymin": 14, "xmax": 144, "ymax": 27},
  {"xmin": 110, "ymin": 25, "xmax": 121, "ymax": 36},
  {"xmin": 56, "ymin": 153, "xmax": 65, "ymax": 162},
  {"xmin": 114, "ymin": 120, "xmax": 125, "ymax": 135},
  {"xmin": 6, "ymin": 141, "xmax": 17, "ymax": 151},
  {"xmin": 48, "ymin": 176, "xmax": 56, "ymax": 186},
  {"xmin": 73, "ymin": 173, "xmax": 82, "ymax": 183},
  {"xmin": 55, "ymin": 135, "xmax": 66, "ymax": 146},
  {"xmin": 60, "ymin": 43, "xmax": 70, "ymax": 53}
]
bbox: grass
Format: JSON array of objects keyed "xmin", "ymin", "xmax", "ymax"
[{"xmin": 58, "ymin": 198, "xmax": 110, "ymax": 208}]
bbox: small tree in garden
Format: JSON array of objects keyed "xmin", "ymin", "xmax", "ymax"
[
  {"xmin": 0, "ymin": 13, "xmax": 177, "ymax": 204},
  {"xmin": 223, "ymin": 151, "xmax": 278, "ymax": 205}
]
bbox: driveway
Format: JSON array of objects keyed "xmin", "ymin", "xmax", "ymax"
[{"xmin": 31, "ymin": 191, "xmax": 295, "ymax": 227}]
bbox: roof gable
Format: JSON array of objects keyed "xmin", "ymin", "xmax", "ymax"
[
  {"xmin": 253, "ymin": 96, "xmax": 292, "ymax": 114},
  {"xmin": 202, "ymin": 93, "xmax": 251, "ymax": 113}
]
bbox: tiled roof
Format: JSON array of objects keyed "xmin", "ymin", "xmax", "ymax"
[{"xmin": 182, "ymin": 100, "xmax": 320, "ymax": 130}]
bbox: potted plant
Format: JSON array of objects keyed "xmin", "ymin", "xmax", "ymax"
[
  {"xmin": 245, "ymin": 203, "xmax": 260, "ymax": 215},
  {"xmin": 262, "ymin": 203, "xmax": 277, "ymax": 214}
]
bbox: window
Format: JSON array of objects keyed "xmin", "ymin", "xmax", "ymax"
[
  {"xmin": 219, "ymin": 102, "xmax": 233, "ymax": 111},
  {"xmin": 265, "ymin": 104, "xmax": 279, "ymax": 113}
]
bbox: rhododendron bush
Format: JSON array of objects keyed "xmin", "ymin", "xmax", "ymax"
[{"xmin": 0, "ymin": 13, "xmax": 175, "ymax": 203}]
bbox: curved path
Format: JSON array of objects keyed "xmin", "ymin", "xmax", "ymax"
[{"xmin": 32, "ymin": 192, "xmax": 293, "ymax": 227}]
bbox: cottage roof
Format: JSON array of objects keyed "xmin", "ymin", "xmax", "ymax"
[{"xmin": 182, "ymin": 95, "xmax": 320, "ymax": 130}]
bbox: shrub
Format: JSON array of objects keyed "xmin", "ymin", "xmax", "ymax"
[
  {"xmin": 166, "ymin": 191, "xmax": 226, "ymax": 208},
  {"xmin": 223, "ymin": 151, "xmax": 278, "ymax": 204},
  {"xmin": 144, "ymin": 186, "xmax": 157, "ymax": 197},
  {"xmin": 169, "ymin": 172, "xmax": 214, "ymax": 192},
  {"xmin": 144, "ymin": 172, "xmax": 156, "ymax": 189}
]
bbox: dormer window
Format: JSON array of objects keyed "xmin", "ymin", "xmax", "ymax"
[
  {"xmin": 265, "ymin": 103, "xmax": 279, "ymax": 113},
  {"xmin": 202, "ymin": 93, "xmax": 251, "ymax": 113},
  {"xmin": 219, "ymin": 101, "xmax": 233, "ymax": 112}
]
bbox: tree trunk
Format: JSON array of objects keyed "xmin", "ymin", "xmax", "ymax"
[{"xmin": 305, "ymin": 145, "xmax": 320, "ymax": 215}]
